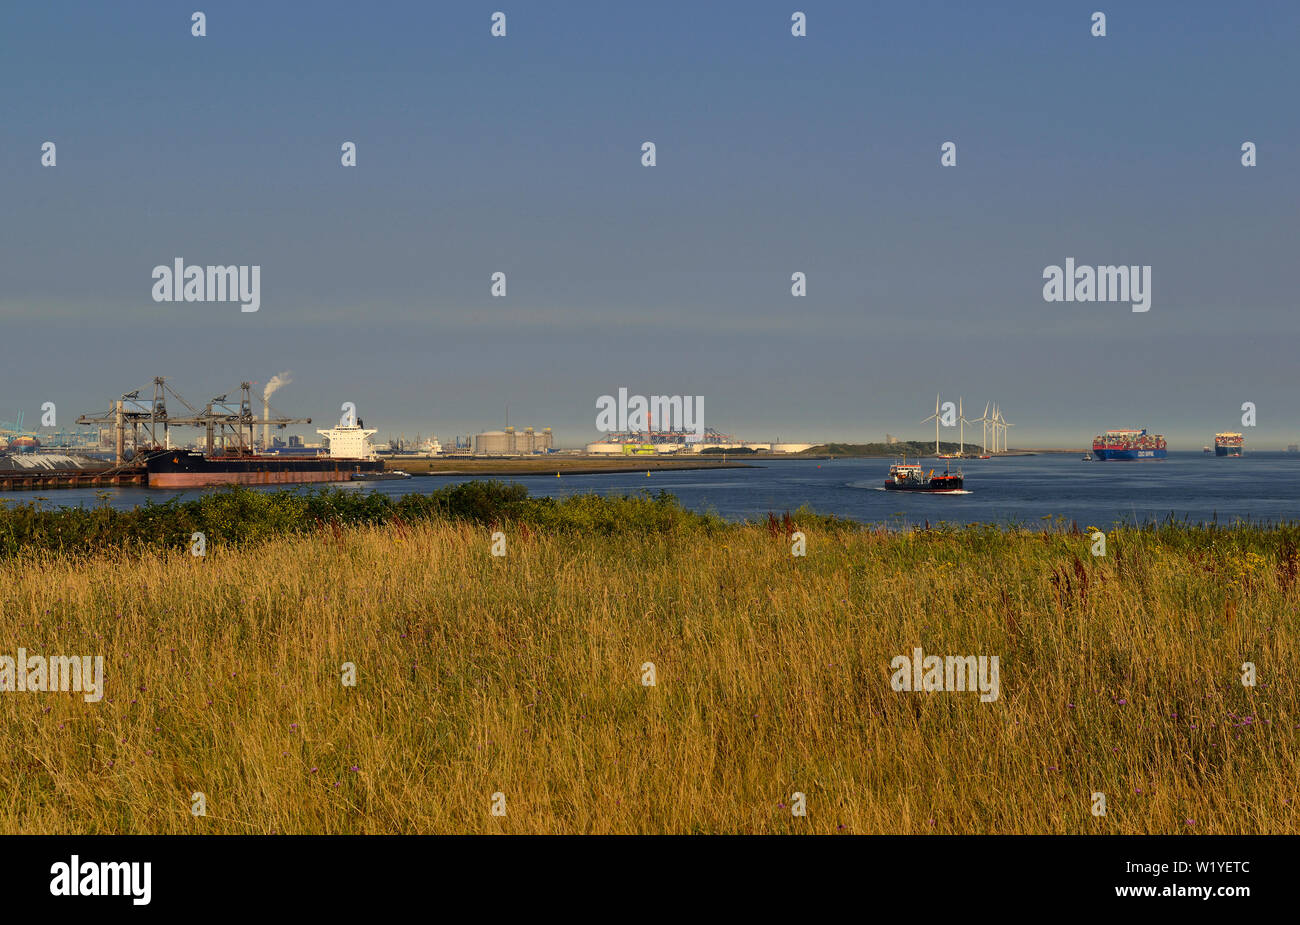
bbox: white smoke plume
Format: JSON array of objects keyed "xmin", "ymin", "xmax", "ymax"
[{"xmin": 263, "ymin": 372, "xmax": 293, "ymax": 403}]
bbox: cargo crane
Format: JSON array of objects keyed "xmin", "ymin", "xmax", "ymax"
[
  {"xmin": 165, "ymin": 383, "xmax": 308, "ymax": 456},
  {"xmin": 0, "ymin": 410, "xmax": 29, "ymax": 435},
  {"xmin": 78, "ymin": 378, "xmax": 311, "ymax": 464},
  {"xmin": 76, "ymin": 384, "xmax": 167, "ymax": 464},
  {"xmin": 0, "ymin": 410, "xmax": 42, "ymax": 453}
]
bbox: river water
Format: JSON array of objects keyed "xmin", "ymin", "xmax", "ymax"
[{"xmin": 7, "ymin": 453, "xmax": 1297, "ymax": 528}]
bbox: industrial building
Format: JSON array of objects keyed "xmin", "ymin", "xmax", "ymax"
[{"xmin": 474, "ymin": 426, "xmax": 553, "ymax": 456}]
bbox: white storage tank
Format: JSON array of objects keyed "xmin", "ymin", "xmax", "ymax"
[{"xmin": 475, "ymin": 430, "xmax": 513, "ymax": 456}]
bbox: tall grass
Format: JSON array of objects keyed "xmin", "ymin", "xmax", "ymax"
[{"xmin": 0, "ymin": 487, "xmax": 1295, "ymax": 833}]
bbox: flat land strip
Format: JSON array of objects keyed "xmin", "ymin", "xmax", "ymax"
[{"xmin": 398, "ymin": 456, "xmax": 753, "ymax": 475}]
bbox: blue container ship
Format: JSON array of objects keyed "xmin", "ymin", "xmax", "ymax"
[
  {"xmin": 1214, "ymin": 433, "xmax": 1244, "ymax": 457},
  {"xmin": 1091, "ymin": 428, "xmax": 1167, "ymax": 460}
]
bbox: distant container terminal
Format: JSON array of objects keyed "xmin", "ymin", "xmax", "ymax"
[
  {"xmin": 3, "ymin": 379, "xmax": 1299, "ymax": 490},
  {"xmin": 584, "ymin": 433, "xmax": 815, "ymax": 456}
]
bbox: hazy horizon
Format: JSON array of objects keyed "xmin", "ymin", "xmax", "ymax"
[{"xmin": 4, "ymin": 2, "xmax": 1298, "ymax": 449}]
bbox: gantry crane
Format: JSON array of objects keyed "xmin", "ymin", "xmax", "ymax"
[{"xmin": 77, "ymin": 378, "xmax": 311, "ymax": 464}]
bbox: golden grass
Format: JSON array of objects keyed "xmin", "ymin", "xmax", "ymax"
[{"xmin": 1, "ymin": 520, "xmax": 1295, "ymax": 834}]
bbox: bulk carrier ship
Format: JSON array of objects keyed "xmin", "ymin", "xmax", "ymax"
[
  {"xmin": 1214, "ymin": 433, "xmax": 1244, "ymax": 456},
  {"xmin": 146, "ymin": 422, "xmax": 384, "ymax": 487},
  {"xmin": 75, "ymin": 378, "xmax": 388, "ymax": 488},
  {"xmin": 1091, "ymin": 428, "xmax": 1167, "ymax": 460}
]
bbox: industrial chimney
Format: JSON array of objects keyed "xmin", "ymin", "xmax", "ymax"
[{"xmin": 261, "ymin": 371, "xmax": 292, "ymax": 452}]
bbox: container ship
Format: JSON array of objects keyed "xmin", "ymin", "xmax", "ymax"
[
  {"xmin": 1214, "ymin": 433, "xmax": 1244, "ymax": 456},
  {"xmin": 1091, "ymin": 428, "xmax": 1167, "ymax": 460},
  {"xmin": 146, "ymin": 422, "xmax": 384, "ymax": 487}
]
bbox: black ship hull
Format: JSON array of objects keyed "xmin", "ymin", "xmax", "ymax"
[
  {"xmin": 884, "ymin": 476, "xmax": 964, "ymax": 492},
  {"xmin": 146, "ymin": 451, "xmax": 383, "ymax": 487}
]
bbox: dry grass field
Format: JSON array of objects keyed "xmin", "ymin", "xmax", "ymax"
[{"xmin": 1, "ymin": 513, "xmax": 1296, "ymax": 834}]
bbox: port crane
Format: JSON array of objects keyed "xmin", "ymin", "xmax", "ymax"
[
  {"xmin": 78, "ymin": 378, "xmax": 311, "ymax": 464},
  {"xmin": 0, "ymin": 410, "xmax": 28, "ymax": 436}
]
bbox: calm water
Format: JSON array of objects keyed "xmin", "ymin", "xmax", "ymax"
[{"xmin": 9, "ymin": 453, "xmax": 1299, "ymax": 527}]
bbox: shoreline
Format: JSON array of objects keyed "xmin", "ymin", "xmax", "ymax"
[
  {"xmin": 808, "ymin": 451, "xmax": 1052, "ymax": 459},
  {"xmin": 396, "ymin": 457, "xmax": 755, "ymax": 476}
]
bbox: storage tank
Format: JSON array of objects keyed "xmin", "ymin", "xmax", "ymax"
[
  {"xmin": 513, "ymin": 426, "xmax": 554, "ymax": 454},
  {"xmin": 474, "ymin": 430, "xmax": 513, "ymax": 456}
]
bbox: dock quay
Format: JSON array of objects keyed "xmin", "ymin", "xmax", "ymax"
[
  {"xmin": 0, "ymin": 454, "xmax": 144, "ymax": 491},
  {"xmin": 0, "ymin": 468, "xmax": 147, "ymax": 491}
]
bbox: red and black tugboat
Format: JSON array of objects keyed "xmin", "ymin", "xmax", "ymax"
[{"xmin": 884, "ymin": 458, "xmax": 964, "ymax": 492}]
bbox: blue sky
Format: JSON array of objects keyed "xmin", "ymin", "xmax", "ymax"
[{"xmin": 2, "ymin": 1, "xmax": 1298, "ymax": 448}]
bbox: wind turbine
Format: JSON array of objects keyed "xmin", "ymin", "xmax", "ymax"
[
  {"xmin": 921, "ymin": 393, "xmax": 942, "ymax": 455},
  {"xmin": 976, "ymin": 401, "xmax": 991, "ymax": 455},
  {"xmin": 957, "ymin": 397, "xmax": 969, "ymax": 457},
  {"xmin": 990, "ymin": 406, "xmax": 1012, "ymax": 453}
]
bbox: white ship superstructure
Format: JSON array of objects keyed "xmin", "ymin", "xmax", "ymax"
[{"xmin": 317, "ymin": 423, "xmax": 379, "ymax": 460}]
